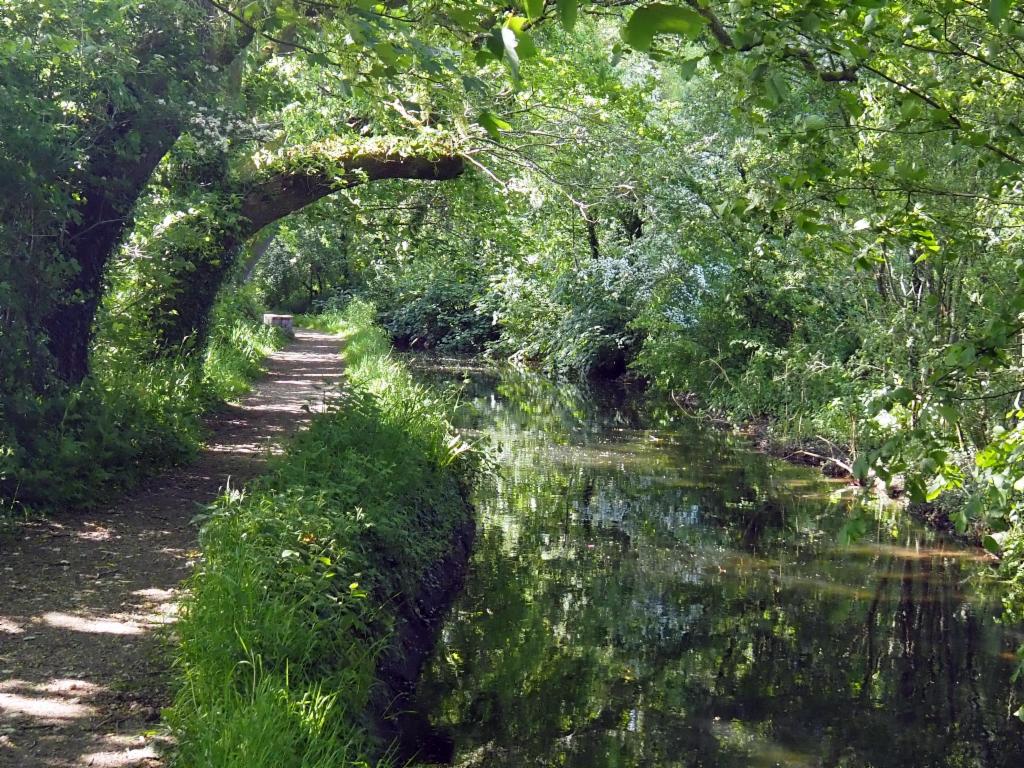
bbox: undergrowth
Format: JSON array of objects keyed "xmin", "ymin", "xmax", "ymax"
[
  {"xmin": 0, "ymin": 287, "xmax": 283, "ymax": 512},
  {"xmin": 168, "ymin": 298, "xmax": 476, "ymax": 768},
  {"xmin": 201, "ymin": 290, "xmax": 286, "ymax": 404}
]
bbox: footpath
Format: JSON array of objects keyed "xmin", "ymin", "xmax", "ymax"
[{"xmin": 0, "ymin": 330, "xmax": 342, "ymax": 767}]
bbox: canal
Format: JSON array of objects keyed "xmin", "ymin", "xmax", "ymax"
[{"xmin": 410, "ymin": 362, "xmax": 1024, "ymax": 768}]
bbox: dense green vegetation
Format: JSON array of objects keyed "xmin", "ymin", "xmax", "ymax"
[
  {"xmin": 243, "ymin": 4, "xmax": 1024, "ymax": 635},
  {"xmin": 169, "ymin": 300, "xmax": 475, "ymax": 767},
  {"xmin": 2, "ymin": 285, "xmax": 283, "ymax": 510},
  {"xmin": 6, "ymin": 0, "xmax": 1024, "ymax": 752},
  {"xmin": 0, "ymin": 0, "xmax": 467, "ymax": 513}
]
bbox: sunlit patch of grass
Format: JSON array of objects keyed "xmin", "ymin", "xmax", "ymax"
[
  {"xmin": 168, "ymin": 300, "xmax": 477, "ymax": 767},
  {"xmin": 202, "ymin": 318, "xmax": 284, "ymax": 404}
]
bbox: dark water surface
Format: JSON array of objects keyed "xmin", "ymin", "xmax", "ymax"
[{"xmin": 409, "ymin": 361, "xmax": 1024, "ymax": 768}]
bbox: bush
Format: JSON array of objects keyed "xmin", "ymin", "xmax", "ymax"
[
  {"xmin": 0, "ymin": 286, "xmax": 284, "ymax": 511},
  {"xmin": 381, "ymin": 281, "xmax": 495, "ymax": 353}
]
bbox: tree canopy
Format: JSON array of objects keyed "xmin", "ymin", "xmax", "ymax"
[{"xmin": 5, "ymin": 0, "xmax": 1024, "ymax": 676}]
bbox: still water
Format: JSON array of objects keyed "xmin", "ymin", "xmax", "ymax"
[{"xmin": 409, "ymin": 362, "xmax": 1024, "ymax": 768}]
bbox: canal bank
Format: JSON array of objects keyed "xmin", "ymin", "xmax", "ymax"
[{"xmin": 166, "ymin": 303, "xmax": 480, "ymax": 768}]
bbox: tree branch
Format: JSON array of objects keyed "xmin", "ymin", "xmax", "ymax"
[{"xmin": 240, "ymin": 152, "xmax": 465, "ymax": 234}]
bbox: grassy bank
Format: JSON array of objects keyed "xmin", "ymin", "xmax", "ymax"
[{"xmin": 168, "ymin": 299, "xmax": 476, "ymax": 767}]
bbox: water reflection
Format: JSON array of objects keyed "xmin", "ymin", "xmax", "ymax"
[{"xmin": 410, "ymin": 362, "xmax": 1024, "ymax": 768}]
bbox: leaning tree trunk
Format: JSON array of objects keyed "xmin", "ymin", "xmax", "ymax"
[
  {"xmin": 149, "ymin": 148, "xmax": 465, "ymax": 351},
  {"xmin": 42, "ymin": 116, "xmax": 184, "ymax": 383},
  {"xmin": 37, "ymin": 4, "xmax": 252, "ymax": 386}
]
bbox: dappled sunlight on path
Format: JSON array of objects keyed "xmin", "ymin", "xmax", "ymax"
[{"xmin": 0, "ymin": 330, "xmax": 342, "ymax": 767}]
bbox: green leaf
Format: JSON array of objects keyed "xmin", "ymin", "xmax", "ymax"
[
  {"xmin": 765, "ymin": 72, "xmax": 790, "ymax": 103},
  {"xmin": 485, "ymin": 28, "xmax": 505, "ymax": 59},
  {"xmin": 524, "ymin": 0, "xmax": 545, "ymax": 21},
  {"xmin": 982, "ymin": 531, "xmax": 1009, "ymax": 555},
  {"xmin": 804, "ymin": 114, "xmax": 828, "ymax": 132},
  {"xmin": 52, "ymin": 36, "xmax": 77, "ymax": 54},
  {"xmin": 504, "ymin": 18, "xmax": 540, "ymax": 59},
  {"xmin": 513, "ymin": 29, "xmax": 539, "ymax": 59},
  {"xmin": 487, "ymin": 26, "xmax": 522, "ymax": 81},
  {"xmin": 557, "ymin": 0, "xmax": 578, "ymax": 30},
  {"xmin": 891, "ymin": 386, "xmax": 914, "ymax": 406},
  {"xmin": 622, "ymin": 3, "xmax": 708, "ymax": 51},
  {"xmin": 990, "ymin": 0, "xmax": 1012, "ymax": 23},
  {"xmin": 838, "ymin": 90, "xmax": 865, "ymax": 118},
  {"xmin": 505, "ymin": 15, "xmax": 529, "ymax": 32},
  {"xmin": 447, "ymin": 8, "xmax": 480, "ymax": 29},
  {"xmin": 906, "ymin": 476, "xmax": 927, "ymax": 504},
  {"xmin": 899, "ymin": 95, "xmax": 924, "ymax": 120},
  {"xmin": 478, "ymin": 109, "xmax": 511, "ymax": 140},
  {"xmin": 800, "ymin": 13, "xmax": 821, "ymax": 33},
  {"xmin": 462, "ymin": 75, "xmax": 486, "ymax": 93}
]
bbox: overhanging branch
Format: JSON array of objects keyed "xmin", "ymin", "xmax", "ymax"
[
  {"xmin": 147, "ymin": 146, "xmax": 465, "ymax": 351},
  {"xmin": 240, "ymin": 152, "xmax": 465, "ymax": 234}
]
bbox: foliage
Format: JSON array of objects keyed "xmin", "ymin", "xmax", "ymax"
[
  {"xmin": 0, "ymin": 287, "xmax": 282, "ymax": 512},
  {"xmin": 257, "ymin": 223, "xmax": 352, "ymax": 315},
  {"xmin": 168, "ymin": 300, "xmax": 476, "ymax": 767},
  {"xmin": 8, "ymin": 0, "xmax": 1024, "ymax": 730},
  {"xmin": 234, "ymin": 3, "xmax": 1024, "ymax": 632},
  {"xmin": 0, "ymin": 0, "xmax": 483, "ymax": 511}
]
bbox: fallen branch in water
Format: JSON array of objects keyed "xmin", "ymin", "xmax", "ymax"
[{"xmin": 784, "ymin": 449, "xmax": 855, "ymax": 477}]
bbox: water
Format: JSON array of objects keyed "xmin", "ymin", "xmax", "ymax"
[{"xmin": 409, "ymin": 362, "xmax": 1024, "ymax": 768}]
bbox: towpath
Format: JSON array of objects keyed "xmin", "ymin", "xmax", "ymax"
[{"xmin": 0, "ymin": 329, "xmax": 342, "ymax": 767}]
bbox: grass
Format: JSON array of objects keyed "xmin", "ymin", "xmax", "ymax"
[
  {"xmin": 202, "ymin": 309, "xmax": 286, "ymax": 404},
  {"xmin": 0, "ymin": 290, "xmax": 285, "ymax": 512},
  {"xmin": 167, "ymin": 299, "xmax": 477, "ymax": 767}
]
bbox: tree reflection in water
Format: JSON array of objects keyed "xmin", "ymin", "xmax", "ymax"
[{"xmin": 408, "ymin": 362, "xmax": 1024, "ymax": 768}]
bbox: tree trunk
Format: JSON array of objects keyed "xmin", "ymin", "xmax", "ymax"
[
  {"xmin": 37, "ymin": 5, "xmax": 253, "ymax": 385},
  {"xmin": 150, "ymin": 151, "xmax": 465, "ymax": 351},
  {"xmin": 42, "ymin": 123, "xmax": 182, "ymax": 383},
  {"xmin": 587, "ymin": 217, "xmax": 600, "ymax": 260}
]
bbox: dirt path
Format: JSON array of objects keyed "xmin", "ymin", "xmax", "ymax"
[{"xmin": 0, "ymin": 329, "xmax": 343, "ymax": 767}]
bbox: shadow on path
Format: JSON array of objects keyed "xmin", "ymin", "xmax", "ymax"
[{"xmin": 0, "ymin": 330, "xmax": 342, "ymax": 767}]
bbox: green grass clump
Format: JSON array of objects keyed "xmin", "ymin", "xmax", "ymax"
[
  {"xmin": 201, "ymin": 293, "xmax": 286, "ymax": 403},
  {"xmin": 168, "ymin": 299, "xmax": 476, "ymax": 767},
  {"xmin": 1, "ymin": 288, "xmax": 284, "ymax": 511}
]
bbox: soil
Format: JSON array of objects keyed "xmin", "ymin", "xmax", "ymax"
[{"xmin": 0, "ymin": 330, "xmax": 343, "ymax": 768}]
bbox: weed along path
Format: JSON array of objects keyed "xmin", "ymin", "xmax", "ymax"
[{"xmin": 0, "ymin": 329, "xmax": 343, "ymax": 768}]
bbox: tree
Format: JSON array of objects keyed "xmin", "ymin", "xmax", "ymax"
[
  {"xmin": 2, "ymin": 0, "xmax": 502, "ymax": 389},
  {"xmin": 148, "ymin": 141, "xmax": 465, "ymax": 349}
]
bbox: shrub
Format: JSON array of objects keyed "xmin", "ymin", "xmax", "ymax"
[{"xmin": 0, "ymin": 286, "xmax": 284, "ymax": 511}]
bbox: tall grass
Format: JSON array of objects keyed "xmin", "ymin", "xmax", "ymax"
[
  {"xmin": 168, "ymin": 299, "xmax": 476, "ymax": 767},
  {"xmin": 2, "ymin": 289, "xmax": 284, "ymax": 511},
  {"xmin": 201, "ymin": 295, "xmax": 285, "ymax": 403}
]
